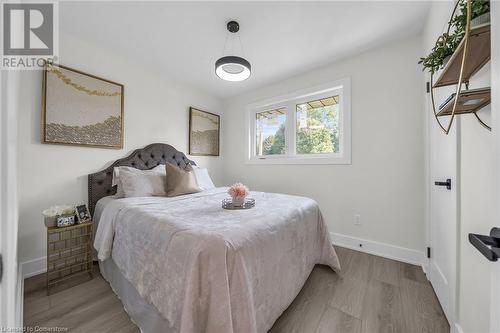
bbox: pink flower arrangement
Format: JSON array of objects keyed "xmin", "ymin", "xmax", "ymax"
[{"xmin": 228, "ymin": 183, "xmax": 249, "ymax": 199}]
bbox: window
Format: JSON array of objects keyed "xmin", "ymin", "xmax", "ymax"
[
  {"xmin": 296, "ymin": 96, "xmax": 339, "ymax": 154},
  {"xmin": 247, "ymin": 78, "xmax": 351, "ymax": 164},
  {"xmin": 255, "ymin": 108, "xmax": 286, "ymax": 156}
]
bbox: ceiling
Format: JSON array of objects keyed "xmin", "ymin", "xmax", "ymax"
[{"xmin": 60, "ymin": 1, "xmax": 430, "ymax": 99}]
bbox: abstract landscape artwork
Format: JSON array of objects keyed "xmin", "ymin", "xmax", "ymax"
[
  {"xmin": 42, "ymin": 64, "xmax": 124, "ymax": 148},
  {"xmin": 189, "ymin": 107, "xmax": 220, "ymax": 156}
]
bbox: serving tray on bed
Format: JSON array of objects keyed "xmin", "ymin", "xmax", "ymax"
[{"xmin": 222, "ymin": 198, "xmax": 255, "ymax": 210}]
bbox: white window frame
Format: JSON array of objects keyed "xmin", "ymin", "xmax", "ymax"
[{"xmin": 246, "ymin": 77, "xmax": 351, "ymax": 165}]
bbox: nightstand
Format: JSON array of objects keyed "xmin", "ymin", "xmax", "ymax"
[{"xmin": 46, "ymin": 221, "xmax": 94, "ymax": 295}]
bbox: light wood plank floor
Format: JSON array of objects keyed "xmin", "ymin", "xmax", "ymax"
[{"xmin": 24, "ymin": 247, "xmax": 449, "ymax": 333}]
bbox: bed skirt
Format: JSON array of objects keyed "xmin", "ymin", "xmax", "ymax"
[{"xmin": 99, "ymin": 258, "xmax": 173, "ymax": 333}]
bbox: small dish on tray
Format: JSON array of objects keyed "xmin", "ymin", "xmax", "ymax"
[{"xmin": 222, "ymin": 198, "xmax": 255, "ymax": 210}]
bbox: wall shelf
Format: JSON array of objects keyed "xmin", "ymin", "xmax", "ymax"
[
  {"xmin": 428, "ymin": 0, "xmax": 491, "ymax": 134},
  {"xmin": 433, "ymin": 23, "xmax": 491, "ymax": 88},
  {"xmin": 437, "ymin": 87, "xmax": 491, "ymax": 117}
]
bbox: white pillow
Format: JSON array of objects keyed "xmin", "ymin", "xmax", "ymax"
[
  {"xmin": 193, "ymin": 167, "xmax": 215, "ymax": 190},
  {"xmin": 119, "ymin": 168, "xmax": 167, "ymax": 197},
  {"xmin": 112, "ymin": 165, "xmax": 165, "ymax": 198}
]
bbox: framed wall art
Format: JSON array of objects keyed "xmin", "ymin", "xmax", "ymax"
[
  {"xmin": 189, "ymin": 107, "xmax": 220, "ymax": 156},
  {"xmin": 42, "ymin": 63, "xmax": 124, "ymax": 149}
]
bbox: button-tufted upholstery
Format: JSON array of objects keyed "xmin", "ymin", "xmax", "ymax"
[{"xmin": 88, "ymin": 143, "xmax": 196, "ymax": 215}]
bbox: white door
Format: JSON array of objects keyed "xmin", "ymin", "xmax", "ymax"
[
  {"xmin": 0, "ymin": 70, "xmax": 21, "ymax": 329},
  {"xmin": 428, "ymin": 89, "xmax": 459, "ymax": 325},
  {"xmin": 491, "ymin": 2, "xmax": 500, "ymax": 331}
]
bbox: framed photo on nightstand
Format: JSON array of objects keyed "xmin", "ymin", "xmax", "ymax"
[{"xmin": 75, "ymin": 204, "xmax": 91, "ymax": 223}]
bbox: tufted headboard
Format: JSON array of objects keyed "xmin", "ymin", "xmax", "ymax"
[{"xmin": 88, "ymin": 143, "xmax": 196, "ymax": 215}]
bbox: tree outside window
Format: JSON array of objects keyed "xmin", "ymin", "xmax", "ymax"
[
  {"xmin": 296, "ymin": 95, "xmax": 340, "ymax": 154},
  {"xmin": 255, "ymin": 108, "xmax": 286, "ymax": 156}
]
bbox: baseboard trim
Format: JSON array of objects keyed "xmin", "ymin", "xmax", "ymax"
[
  {"xmin": 17, "ymin": 264, "xmax": 24, "ymax": 326},
  {"xmin": 21, "ymin": 256, "xmax": 46, "ymax": 279},
  {"xmin": 24, "ymin": 235, "xmax": 426, "ymax": 277},
  {"xmin": 453, "ymin": 323, "xmax": 464, "ymax": 333},
  {"xmin": 330, "ymin": 232, "xmax": 425, "ymax": 267},
  {"xmin": 421, "ymin": 262, "xmax": 429, "ymax": 275}
]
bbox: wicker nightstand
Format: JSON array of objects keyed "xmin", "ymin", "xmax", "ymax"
[{"xmin": 46, "ymin": 221, "xmax": 94, "ymax": 295}]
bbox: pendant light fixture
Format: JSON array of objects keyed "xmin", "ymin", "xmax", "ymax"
[{"xmin": 215, "ymin": 21, "xmax": 251, "ymax": 82}]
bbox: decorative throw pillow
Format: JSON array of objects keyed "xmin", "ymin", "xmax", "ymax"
[
  {"xmin": 112, "ymin": 165, "xmax": 165, "ymax": 197},
  {"xmin": 119, "ymin": 168, "xmax": 167, "ymax": 197},
  {"xmin": 192, "ymin": 167, "xmax": 216, "ymax": 190},
  {"xmin": 165, "ymin": 163, "xmax": 201, "ymax": 197}
]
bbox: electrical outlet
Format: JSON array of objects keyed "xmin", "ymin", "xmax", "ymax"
[{"xmin": 354, "ymin": 214, "xmax": 361, "ymax": 226}]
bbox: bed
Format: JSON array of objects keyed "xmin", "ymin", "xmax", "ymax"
[{"xmin": 89, "ymin": 143, "xmax": 340, "ymax": 333}]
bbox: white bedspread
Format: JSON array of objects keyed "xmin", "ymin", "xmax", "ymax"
[{"xmin": 94, "ymin": 188, "xmax": 340, "ymax": 333}]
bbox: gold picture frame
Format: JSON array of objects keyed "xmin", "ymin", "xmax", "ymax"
[
  {"xmin": 41, "ymin": 63, "xmax": 124, "ymax": 149},
  {"xmin": 75, "ymin": 204, "xmax": 91, "ymax": 224},
  {"xmin": 189, "ymin": 107, "xmax": 220, "ymax": 156}
]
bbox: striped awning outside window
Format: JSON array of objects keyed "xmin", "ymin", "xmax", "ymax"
[
  {"xmin": 302, "ymin": 95, "xmax": 339, "ymax": 110},
  {"xmin": 256, "ymin": 95, "xmax": 339, "ymax": 120},
  {"xmin": 256, "ymin": 108, "xmax": 286, "ymax": 119}
]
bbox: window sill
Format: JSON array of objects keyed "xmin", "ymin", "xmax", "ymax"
[{"xmin": 245, "ymin": 155, "xmax": 351, "ymax": 165}]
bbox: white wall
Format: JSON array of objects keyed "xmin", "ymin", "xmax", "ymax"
[
  {"xmin": 222, "ymin": 36, "xmax": 425, "ymax": 260},
  {"xmin": 17, "ymin": 32, "xmax": 224, "ymax": 266},
  {"xmin": 422, "ymin": 2, "xmax": 494, "ymax": 332}
]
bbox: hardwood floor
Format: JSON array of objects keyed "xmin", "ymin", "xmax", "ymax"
[
  {"xmin": 24, "ymin": 247, "xmax": 449, "ymax": 333},
  {"xmin": 270, "ymin": 247, "xmax": 449, "ymax": 333}
]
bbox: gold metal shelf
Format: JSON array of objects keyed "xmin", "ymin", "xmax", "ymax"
[
  {"xmin": 433, "ymin": 23, "xmax": 491, "ymax": 88},
  {"xmin": 429, "ymin": 0, "xmax": 491, "ymax": 134}
]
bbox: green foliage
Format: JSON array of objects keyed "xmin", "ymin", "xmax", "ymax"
[
  {"xmin": 266, "ymin": 124, "xmax": 286, "ymax": 155},
  {"xmin": 307, "ymin": 105, "xmax": 335, "ymax": 124},
  {"xmin": 419, "ymin": 0, "xmax": 489, "ymax": 74},
  {"xmin": 259, "ymin": 105, "xmax": 340, "ymax": 155},
  {"xmin": 296, "ymin": 105, "xmax": 338, "ymax": 154},
  {"xmin": 331, "ymin": 130, "xmax": 340, "ymax": 152},
  {"xmin": 262, "ymin": 135, "xmax": 275, "ymax": 154},
  {"xmin": 297, "ymin": 126, "xmax": 334, "ymax": 154},
  {"xmin": 418, "ymin": 32, "xmax": 460, "ymax": 74},
  {"xmin": 450, "ymin": 0, "xmax": 489, "ymax": 38}
]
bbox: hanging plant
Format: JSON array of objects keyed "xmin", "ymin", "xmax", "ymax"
[
  {"xmin": 450, "ymin": 0, "xmax": 489, "ymax": 39},
  {"xmin": 419, "ymin": 33, "xmax": 459, "ymax": 74},
  {"xmin": 419, "ymin": 0, "xmax": 490, "ymax": 74}
]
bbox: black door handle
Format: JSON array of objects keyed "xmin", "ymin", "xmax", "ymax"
[
  {"xmin": 469, "ymin": 228, "xmax": 500, "ymax": 261},
  {"xmin": 434, "ymin": 179, "xmax": 451, "ymax": 190}
]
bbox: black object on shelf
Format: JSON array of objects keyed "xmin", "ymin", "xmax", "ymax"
[
  {"xmin": 469, "ymin": 228, "xmax": 500, "ymax": 262},
  {"xmin": 439, "ymin": 93, "xmax": 456, "ymax": 110}
]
